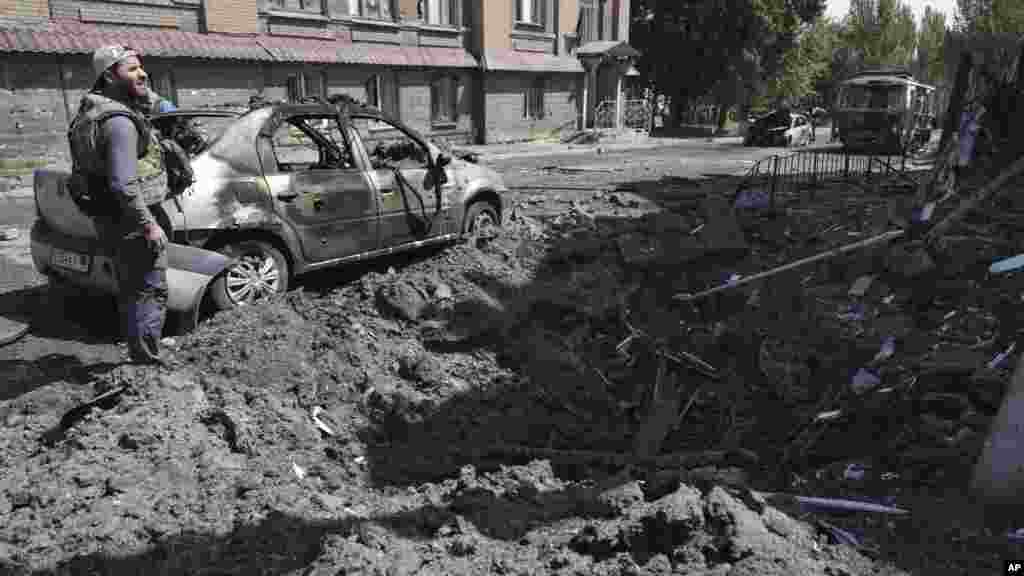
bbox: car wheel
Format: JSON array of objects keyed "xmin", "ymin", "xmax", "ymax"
[
  {"xmin": 209, "ymin": 239, "xmax": 290, "ymax": 311},
  {"xmin": 464, "ymin": 201, "xmax": 500, "ymax": 237}
]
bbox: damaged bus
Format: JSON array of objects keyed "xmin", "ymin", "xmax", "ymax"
[{"xmin": 833, "ymin": 69, "xmax": 937, "ymax": 154}]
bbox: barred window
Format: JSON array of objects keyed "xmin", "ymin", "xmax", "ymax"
[
  {"xmin": 524, "ymin": 76, "xmax": 545, "ymax": 120},
  {"xmin": 431, "ymin": 75, "xmax": 458, "ymax": 125}
]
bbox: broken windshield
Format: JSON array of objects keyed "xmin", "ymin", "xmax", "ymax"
[{"xmin": 839, "ymin": 84, "xmax": 906, "ymax": 110}]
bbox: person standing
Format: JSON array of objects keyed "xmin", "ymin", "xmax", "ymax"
[{"xmin": 67, "ymin": 46, "xmax": 174, "ymax": 365}]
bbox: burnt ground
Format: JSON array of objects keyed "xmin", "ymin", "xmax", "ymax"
[{"xmin": 0, "ymin": 144, "xmax": 1023, "ymax": 575}]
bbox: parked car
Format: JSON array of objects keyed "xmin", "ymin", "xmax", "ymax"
[
  {"xmin": 31, "ymin": 97, "xmax": 508, "ymax": 317},
  {"xmin": 744, "ymin": 110, "xmax": 814, "ymax": 147}
]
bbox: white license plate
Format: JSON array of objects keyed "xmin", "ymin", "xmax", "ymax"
[{"xmin": 51, "ymin": 248, "xmax": 90, "ymax": 273}]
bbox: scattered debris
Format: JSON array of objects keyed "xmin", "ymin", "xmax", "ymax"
[{"xmin": 311, "ymin": 406, "xmax": 336, "ymax": 436}]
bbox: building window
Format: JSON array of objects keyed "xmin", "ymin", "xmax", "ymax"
[
  {"xmin": 525, "ymin": 76, "xmax": 545, "ymax": 120},
  {"xmin": 339, "ymin": 0, "xmax": 358, "ymax": 15},
  {"xmin": 414, "ymin": 0, "xmax": 463, "ymax": 25},
  {"xmin": 356, "ymin": 0, "xmax": 392, "ymax": 19},
  {"xmin": 287, "ymin": 75, "xmax": 302, "ymax": 102},
  {"xmin": 285, "ymin": 71, "xmax": 327, "ymax": 102},
  {"xmin": 516, "ymin": 0, "xmax": 544, "ymax": 26},
  {"xmin": 431, "ymin": 75, "xmax": 458, "ymax": 125},
  {"xmin": 365, "ymin": 73, "xmax": 399, "ymax": 117},
  {"xmin": 365, "ymin": 75, "xmax": 379, "ymax": 108},
  {"xmin": 420, "ymin": 0, "xmax": 457, "ymax": 25},
  {"xmin": 304, "ymin": 70, "xmax": 327, "ymax": 98},
  {"xmin": 298, "ymin": 0, "xmax": 323, "ymax": 11}
]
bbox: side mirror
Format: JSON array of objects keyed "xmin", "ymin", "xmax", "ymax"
[{"xmin": 436, "ymin": 153, "xmax": 451, "ymax": 168}]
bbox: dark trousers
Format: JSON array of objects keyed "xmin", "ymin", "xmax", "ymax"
[
  {"xmin": 98, "ymin": 205, "xmax": 170, "ymax": 364},
  {"xmin": 116, "ymin": 237, "xmax": 168, "ymax": 363}
]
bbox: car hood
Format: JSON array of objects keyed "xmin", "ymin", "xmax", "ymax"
[{"xmin": 451, "ymin": 158, "xmax": 506, "ymax": 191}]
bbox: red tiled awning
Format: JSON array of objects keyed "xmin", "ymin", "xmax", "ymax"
[
  {"xmin": 0, "ymin": 19, "xmax": 273, "ymax": 61},
  {"xmin": 258, "ymin": 35, "xmax": 477, "ymax": 68},
  {"xmin": 0, "ymin": 19, "xmax": 477, "ymax": 68},
  {"xmin": 483, "ymin": 50, "xmax": 583, "ymax": 73}
]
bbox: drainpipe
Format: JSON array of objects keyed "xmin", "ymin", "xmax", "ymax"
[
  {"xmin": 581, "ymin": 63, "xmax": 589, "ymax": 130},
  {"xmin": 615, "ymin": 65, "xmax": 623, "ymax": 131}
]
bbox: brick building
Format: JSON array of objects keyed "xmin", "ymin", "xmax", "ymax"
[{"xmin": 0, "ymin": 0, "xmax": 635, "ymax": 149}]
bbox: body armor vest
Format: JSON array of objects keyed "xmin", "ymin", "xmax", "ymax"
[{"xmin": 68, "ymin": 92, "xmax": 168, "ymax": 210}]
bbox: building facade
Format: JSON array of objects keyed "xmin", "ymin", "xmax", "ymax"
[{"xmin": 0, "ymin": 0, "xmax": 634, "ymax": 150}]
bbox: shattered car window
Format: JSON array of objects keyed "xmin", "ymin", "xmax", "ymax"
[
  {"xmin": 270, "ymin": 115, "xmax": 355, "ymax": 172},
  {"xmin": 350, "ymin": 116, "xmax": 429, "ymax": 171}
]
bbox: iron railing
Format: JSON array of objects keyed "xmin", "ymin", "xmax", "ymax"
[
  {"xmin": 593, "ymin": 99, "xmax": 652, "ymax": 131},
  {"xmin": 623, "ymin": 100, "xmax": 651, "ymax": 131},
  {"xmin": 594, "ymin": 100, "xmax": 616, "ymax": 129},
  {"xmin": 733, "ymin": 148, "xmax": 924, "ymax": 210}
]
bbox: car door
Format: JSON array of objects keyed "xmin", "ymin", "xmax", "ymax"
[
  {"xmin": 347, "ymin": 115, "xmax": 447, "ymax": 248},
  {"xmin": 262, "ymin": 113, "xmax": 379, "ymax": 263}
]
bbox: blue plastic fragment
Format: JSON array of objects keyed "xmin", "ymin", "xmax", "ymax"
[
  {"xmin": 911, "ymin": 202, "xmax": 935, "ymax": 223},
  {"xmin": 990, "ymin": 254, "xmax": 1024, "ymax": 275},
  {"xmin": 734, "ymin": 189, "xmax": 770, "ymax": 209},
  {"xmin": 851, "ymin": 367, "xmax": 881, "ymax": 393}
]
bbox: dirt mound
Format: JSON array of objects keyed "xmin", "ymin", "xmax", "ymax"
[{"xmin": 2, "ymin": 181, "xmax": 1020, "ymax": 573}]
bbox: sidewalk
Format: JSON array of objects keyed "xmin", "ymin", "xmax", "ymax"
[{"xmin": 455, "ymin": 133, "xmax": 744, "ymax": 162}]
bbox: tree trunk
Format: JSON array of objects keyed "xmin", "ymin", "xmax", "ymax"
[
  {"xmin": 670, "ymin": 96, "xmax": 685, "ymax": 131},
  {"xmin": 939, "ymin": 51, "xmax": 972, "ymax": 153},
  {"xmin": 735, "ymin": 81, "xmax": 753, "ymax": 138}
]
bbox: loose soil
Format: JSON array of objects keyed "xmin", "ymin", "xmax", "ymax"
[{"xmin": 1, "ymin": 148, "xmax": 1022, "ymax": 575}]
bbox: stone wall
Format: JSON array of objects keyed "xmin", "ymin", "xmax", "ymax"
[
  {"xmin": 0, "ymin": 52, "xmax": 475, "ymax": 164},
  {"xmin": 483, "ymin": 71, "xmax": 578, "ymax": 143},
  {"xmin": 49, "ymin": 0, "xmax": 202, "ymax": 31}
]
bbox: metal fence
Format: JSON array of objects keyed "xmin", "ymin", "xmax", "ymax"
[
  {"xmin": 594, "ymin": 100, "xmax": 616, "ymax": 129},
  {"xmin": 593, "ymin": 100, "xmax": 652, "ymax": 131},
  {"xmin": 733, "ymin": 148, "xmax": 923, "ymax": 210}
]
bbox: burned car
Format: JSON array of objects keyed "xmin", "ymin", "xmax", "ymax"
[
  {"xmin": 31, "ymin": 98, "xmax": 508, "ymax": 323},
  {"xmin": 743, "ymin": 110, "xmax": 813, "ymax": 147}
]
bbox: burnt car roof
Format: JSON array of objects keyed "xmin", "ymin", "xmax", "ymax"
[
  {"xmin": 150, "ymin": 110, "xmax": 242, "ymax": 120},
  {"xmin": 266, "ymin": 95, "xmax": 389, "ymax": 120},
  {"xmin": 255, "ymin": 95, "xmax": 428, "ymax": 143}
]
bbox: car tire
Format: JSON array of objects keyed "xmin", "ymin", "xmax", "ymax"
[
  {"xmin": 209, "ymin": 239, "xmax": 290, "ymax": 311},
  {"xmin": 463, "ymin": 201, "xmax": 500, "ymax": 237}
]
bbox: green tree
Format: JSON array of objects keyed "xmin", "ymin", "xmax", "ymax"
[
  {"xmin": 916, "ymin": 7, "xmax": 947, "ymax": 86},
  {"xmin": 764, "ymin": 16, "xmax": 837, "ymax": 107},
  {"xmin": 842, "ymin": 0, "xmax": 919, "ymax": 69},
  {"xmin": 630, "ymin": 0, "xmax": 824, "ymax": 128},
  {"xmin": 956, "ymin": 0, "xmax": 1024, "ymax": 34}
]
